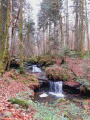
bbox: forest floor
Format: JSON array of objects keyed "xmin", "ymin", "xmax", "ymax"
[
  {"xmin": 0, "ymin": 69, "xmax": 39, "ymax": 119},
  {"xmin": 56, "ymin": 56, "xmax": 90, "ymax": 83},
  {"xmin": 0, "ymin": 54, "xmax": 90, "ymax": 120}
]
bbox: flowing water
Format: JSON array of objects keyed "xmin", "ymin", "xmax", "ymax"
[
  {"xmin": 32, "ymin": 65, "xmax": 42, "ymax": 73},
  {"xmin": 28, "ymin": 65, "xmax": 64, "ymax": 103},
  {"xmin": 49, "ymin": 81, "xmax": 64, "ymax": 98}
]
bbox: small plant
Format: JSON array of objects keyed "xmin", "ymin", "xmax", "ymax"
[
  {"xmin": 59, "ymin": 46, "xmax": 70, "ymax": 64},
  {"xmin": 83, "ymin": 101, "xmax": 88, "ymax": 105},
  {"xmin": 64, "ymin": 46, "xmax": 70, "ymax": 56}
]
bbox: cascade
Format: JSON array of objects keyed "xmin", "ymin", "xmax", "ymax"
[{"xmin": 49, "ymin": 81, "xmax": 64, "ymax": 97}]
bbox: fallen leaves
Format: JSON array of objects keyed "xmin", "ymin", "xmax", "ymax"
[{"xmin": 0, "ymin": 70, "xmax": 38, "ymax": 120}]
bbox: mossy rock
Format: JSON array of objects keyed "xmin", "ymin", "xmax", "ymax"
[
  {"xmin": 10, "ymin": 59, "xmax": 20, "ymax": 68},
  {"xmin": 42, "ymin": 66, "xmax": 46, "ymax": 71},
  {"xmin": 28, "ymin": 54, "xmax": 61, "ymax": 68},
  {"xmin": 57, "ymin": 98, "xmax": 66, "ymax": 103},
  {"xmin": 28, "ymin": 57, "xmax": 38, "ymax": 64},
  {"xmin": 9, "ymin": 98, "xmax": 29, "ymax": 109},
  {"xmin": 45, "ymin": 65, "xmax": 73, "ymax": 81}
]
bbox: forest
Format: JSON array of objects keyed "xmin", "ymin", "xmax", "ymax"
[{"xmin": 0, "ymin": 0, "xmax": 90, "ymax": 119}]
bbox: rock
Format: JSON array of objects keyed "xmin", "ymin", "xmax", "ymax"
[
  {"xmin": 63, "ymin": 81, "xmax": 80, "ymax": 88},
  {"xmin": 45, "ymin": 65, "xmax": 74, "ymax": 81},
  {"xmin": 10, "ymin": 59, "xmax": 20, "ymax": 68}
]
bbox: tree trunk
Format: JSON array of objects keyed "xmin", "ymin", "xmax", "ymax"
[
  {"xmin": 75, "ymin": 1, "xmax": 79, "ymax": 51},
  {"xmin": 19, "ymin": 0, "xmax": 23, "ymax": 72},
  {"xmin": 0, "ymin": 0, "xmax": 10, "ymax": 75},
  {"xmin": 8, "ymin": 0, "xmax": 12, "ymax": 70},
  {"xmin": 85, "ymin": 0, "xmax": 89, "ymax": 51},
  {"xmin": 48, "ymin": 17, "xmax": 51, "ymax": 52},
  {"xmin": 60, "ymin": 14, "xmax": 63, "ymax": 48},
  {"xmin": 66, "ymin": 0, "xmax": 69, "ymax": 46},
  {"xmin": 43, "ymin": 27, "xmax": 45, "ymax": 55},
  {"xmin": 57, "ymin": 0, "xmax": 63, "ymax": 48},
  {"xmin": 0, "ymin": 0, "xmax": 3, "ymax": 60},
  {"xmin": 80, "ymin": 0, "xmax": 84, "ymax": 57}
]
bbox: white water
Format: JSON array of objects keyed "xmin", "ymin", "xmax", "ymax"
[
  {"xmin": 49, "ymin": 81, "xmax": 64, "ymax": 97},
  {"xmin": 32, "ymin": 65, "xmax": 42, "ymax": 73}
]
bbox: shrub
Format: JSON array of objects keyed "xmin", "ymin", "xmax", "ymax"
[
  {"xmin": 59, "ymin": 46, "xmax": 70, "ymax": 57},
  {"xmin": 59, "ymin": 46, "xmax": 70, "ymax": 64}
]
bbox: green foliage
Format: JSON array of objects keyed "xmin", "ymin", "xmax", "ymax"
[
  {"xmin": 28, "ymin": 54, "xmax": 60, "ymax": 67},
  {"xmin": 20, "ymin": 67, "xmax": 25, "ymax": 74},
  {"xmin": 57, "ymin": 98, "xmax": 66, "ymax": 103},
  {"xmin": 69, "ymin": 51, "xmax": 80, "ymax": 58},
  {"xmin": 59, "ymin": 46, "xmax": 70, "ymax": 58},
  {"xmin": 37, "ymin": 54, "xmax": 56, "ymax": 67},
  {"xmin": 27, "ymin": 100, "xmax": 90, "ymax": 120},
  {"xmin": 33, "ymin": 102, "xmax": 68, "ymax": 120},
  {"xmin": 64, "ymin": 46, "xmax": 70, "ymax": 56},
  {"xmin": 9, "ymin": 98, "xmax": 29, "ymax": 109},
  {"xmin": 58, "ymin": 46, "xmax": 70, "ymax": 64},
  {"xmin": 29, "ymin": 57, "xmax": 38, "ymax": 64},
  {"xmin": 83, "ymin": 101, "xmax": 88, "ymax": 105}
]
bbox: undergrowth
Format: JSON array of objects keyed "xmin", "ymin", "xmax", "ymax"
[
  {"xmin": 8, "ymin": 90, "xmax": 90, "ymax": 120},
  {"xmin": 32, "ymin": 100, "xmax": 90, "ymax": 120}
]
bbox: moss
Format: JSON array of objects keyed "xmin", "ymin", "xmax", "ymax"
[
  {"xmin": 0, "ymin": 1, "xmax": 3, "ymax": 60},
  {"xmin": 38, "ymin": 55, "xmax": 56, "ymax": 66},
  {"xmin": 0, "ymin": 45, "xmax": 9, "ymax": 75},
  {"xmin": 28, "ymin": 57, "xmax": 38, "ymax": 64},
  {"xmin": 28, "ymin": 54, "xmax": 60, "ymax": 67},
  {"xmin": 57, "ymin": 98, "xmax": 66, "ymax": 103},
  {"xmin": 20, "ymin": 73, "xmax": 39, "ymax": 86},
  {"xmin": 9, "ymin": 98, "xmax": 29, "ymax": 109},
  {"xmin": 0, "ymin": 0, "xmax": 10, "ymax": 75},
  {"xmin": 45, "ymin": 65, "xmax": 73, "ymax": 81},
  {"xmin": 42, "ymin": 66, "xmax": 46, "ymax": 71}
]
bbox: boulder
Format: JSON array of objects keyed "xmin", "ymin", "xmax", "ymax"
[{"xmin": 63, "ymin": 81, "xmax": 81, "ymax": 88}]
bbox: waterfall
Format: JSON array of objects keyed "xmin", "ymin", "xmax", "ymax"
[
  {"xmin": 32, "ymin": 65, "xmax": 42, "ymax": 73},
  {"xmin": 49, "ymin": 81, "xmax": 64, "ymax": 97}
]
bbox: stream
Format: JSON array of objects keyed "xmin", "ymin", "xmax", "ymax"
[
  {"xmin": 27, "ymin": 64, "xmax": 65, "ymax": 103},
  {"xmin": 23, "ymin": 63, "xmax": 82, "ymax": 103}
]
